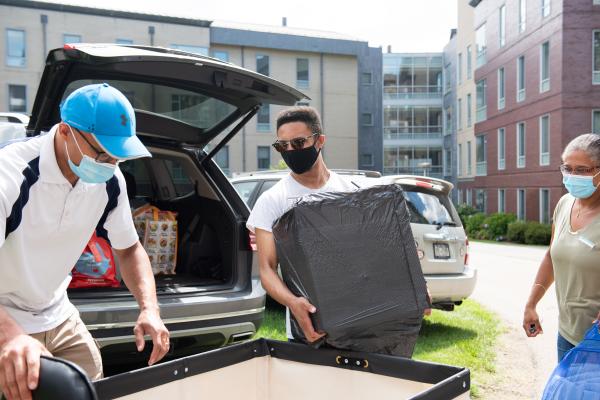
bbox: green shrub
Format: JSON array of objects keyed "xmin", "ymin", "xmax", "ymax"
[
  {"xmin": 465, "ymin": 213, "xmax": 486, "ymax": 236},
  {"xmin": 507, "ymin": 221, "xmax": 527, "ymax": 243},
  {"xmin": 483, "ymin": 213, "xmax": 517, "ymax": 240},
  {"xmin": 457, "ymin": 204, "xmax": 479, "ymax": 226},
  {"xmin": 524, "ymin": 222, "xmax": 552, "ymax": 245}
]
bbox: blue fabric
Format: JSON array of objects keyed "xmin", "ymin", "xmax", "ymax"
[
  {"xmin": 558, "ymin": 332, "xmax": 576, "ymax": 362},
  {"xmin": 60, "ymin": 83, "xmax": 149, "ymax": 160},
  {"xmin": 5, "ymin": 157, "xmax": 40, "ymax": 239},
  {"xmin": 543, "ymin": 323, "xmax": 600, "ymax": 400}
]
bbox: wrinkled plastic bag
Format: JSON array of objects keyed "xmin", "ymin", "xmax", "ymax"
[
  {"xmin": 542, "ymin": 323, "xmax": 600, "ymax": 400},
  {"xmin": 69, "ymin": 232, "xmax": 120, "ymax": 288},
  {"xmin": 133, "ymin": 205, "xmax": 178, "ymax": 275},
  {"xmin": 272, "ymin": 184, "xmax": 429, "ymax": 357}
]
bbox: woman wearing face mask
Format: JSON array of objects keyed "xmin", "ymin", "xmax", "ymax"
[{"xmin": 523, "ymin": 133, "xmax": 600, "ymax": 362}]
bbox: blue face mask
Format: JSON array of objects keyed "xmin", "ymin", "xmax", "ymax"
[
  {"xmin": 65, "ymin": 126, "xmax": 116, "ymax": 184},
  {"xmin": 562, "ymin": 172, "xmax": 600, "ymax": 199}
]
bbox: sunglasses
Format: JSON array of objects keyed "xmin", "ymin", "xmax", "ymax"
[
  {"xmin": 72, "ymin": 126, "xmax": 117, "ymax": 164},
  {"xmin": 559, "ymin": 164, "xmax": 600, "ymax": 176},
  {"xmin": 271, "ymin": 133, "xmax": 319, "ymax": 153}
]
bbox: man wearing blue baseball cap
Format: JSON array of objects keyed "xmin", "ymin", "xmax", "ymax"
[{"xmin": 0, "ymin": 83, "xmax": 169, "ymax": 400}]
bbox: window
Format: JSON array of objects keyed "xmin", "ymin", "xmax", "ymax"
[
  {"xmin": 476, "ymin": 24, "xmax": 487, "ymax": 67},
  {"xmin": 170, "ymin": 44, "xmax": 209, "ymax": 56},
  {"xmin": 467, "ymin": 141, "xmax": 472, "ymax": 175},
  {"xmin": 475, "ymin": 189, "xmax": 487, "ymax": 213},
  {"xmin": 540, "ymin": 42, "xmax": 550, "ymax": 92},
  {"xmin": 541, "ymin": 0, "xmax": 551, "ymax": 17},
  {"xmin": 362, "ymin": 113, "xmax": 373, "ymax": 126},
  {"xmin": 499, "ymin": 5, "xmax": 506, "ymax": 47},
  {"xmin": 476, "ymin": 80, "xmax": 487, "ymax": 122},
  {"xmin": 215, "ymin": 145, "xmax": 230, "ymax": 176},
  {"xmin": 457, "ymin": 189, "xmax": 463, "ymax": 205},
  {"xmin": 6, "ymin": 29, "xmax": 25, "ymax": 67},
  {"xmin": 498, "ymin": 67, "xmax": 505, "ymax": 109},
  {"xmin": 257, "ymin": 146, "xmax": 270, "ymax": 170},
  {"xmin": 256, "ymin": 54, "xmax": 269, "ymax": 76},
  {"xmin": 517, "ymin": 189, "xmax": 526, "ymax": 220},
  {"xmin": 116, "ymin": 38, "xmax": 133, "ymax": 44},
  {"xmin": 476, "ymin": 135, "xmax": 487, "ymax": 176},
  {"xmin": 457, "ymin": 98, "xmax": 463, "ymax": 130},
  {"xmin": 540, "ymin": 115, "xmax": 550, "ymax": 165},
  {"xmin": 466, "ymin": 189, "xmax": 473, "ymax": 206},
  {"xmin": 594, "ymin": 110, "xmax": 600, "ymax": 134},
  {"xmin": 383, "ymin": 105, "xmax": 443, "ymax": 139},
  {"xmin": 498, "ymin": 128, "xmax": 506, "ymax": 170},
  {"xmin": 211, "ymin": 50, "xmax": 229, "ymax": 62},
  {"xmin": 257, "ymin": 104, "xmax": 270, "ymax": 132},
  {"xmin": 361, "ymin": 72, "xmax": 373, "ymax": 85},
  {"xmin": 519, "ymin": 0, "xmax": 527, "ymax": 33},
  {"xmin": 594, "ymin": 31, "xmax": 600, "ymax": 84},
  {"xmin": 403, "ymin": 189, "xmax": 457, "ymax": 225},
  {"xmin": 445, "ymin": 108, "xmax": 452, "ymax": 134},
  {"xmin": 164, "ymin": 159, "xmax": 195, "ymax": 197},
  {"xmin": 540, "ymin": 189, "xmax": 550, "ymax": 224},
  {"xmin": 467, "ymin": 45, "xmax": 472, "ymax": 79},
  {"xmin": 8, "ymin": 84, "xmax": 26, "ymax": 112},
  {"xmin": 296, "ymin": 58, "xmax": 309, "ymax": 88},
  {"xmin": 458, "ymin": 143, "xmax": 463, "ymax": 176},
  {"xmin": 517, "ymin": 122, "xmax": 526, "ymax": 168},
  {"xmin": 296, "ymin": 101, "xmax": 310, "ymax": 106},
  {"xmin": 361, "ymin": 153, "xmax": 374, "ymax": 166},
  {"xmin": 63, "ymin": 34, "xmax": 81, "ymax": 44},
  {"xmin": 232, "ymin": 181, "xmax": 259, "ymax": 206},
  {"xmin": 517, "ymin": 56, "xmax": 526, "ymax": 102},
  {"xmin": 457, "ymin": 53, "xmax": 463, "ymax": 85},
  {"xmin": 498, "ymin": 189, "xmax": 506, "ymax": 213},
  {"xmin": 444, "ymin": 149, "xmax": 452, "ymax": 176},
  {"xmin": 467, "ymin": 94, "xmax": 472, "ymax": 127}
]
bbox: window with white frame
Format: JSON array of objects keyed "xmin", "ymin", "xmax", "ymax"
[
  {"xmin": 457, "ymin": 189, "xmax": 463, "ymax": 205},
  {"xmin": 540, "ymin": 115, "xmax": 550, "ymax": 165},
  {"xmin": 257, "ymin": 104, "xmax": 270, "ymax": 132},
  {"xmin": 542, "ymin": 0, "xmax": 550, "ymax": 17},
  {"xmin": 498, "ymin": 128, "xmax": 506, "ymax": 170},
  {"xmin": 458, "ymin": 143, "xmax": 463, "ymax": 176},
  {"xmin": 476, "ymin": 135, "xmax": 487, "ymax": 176},
  {"xmin": 476, "ymin": 79, "xmax": 487, "ymax": 122},
  {"xmin": 476, "ymin": 24, "xmax": 487, "ymax": 67},
  {"xmin": 540, "ymin": 188, "xmax": 550, "ymax": 224},
  {"xmin": 498, "ymin": 67, "xmax": 505, "ymax": 109},
  {"xmin": 467, "ymin": 45, "xmax": 472, "ymax": 79},
  {"xmin": 63, "ymin": 34, "xmax": 81, "ymax": 44},
  {"xmin": 475, "ymin": 189, "xmax": 487, "ymax": 213},
  {"xmin": 594, "ymin": 31, "xmax": 600, "ymax": 84},
  {"xmin": 499, "ymin": 5, "xmax": 506, "ymax": 47},
  {"xmin": 467, "ymin": 93, "xmax": 472, "ymax": 127},
  {"xmin": 519, "ymin": 0, "xmax": 527, "ymax": 33},
  {"xmin": 8, "ymin": 84, "xmax": 26, "ymax": 112},
  {"xmin": 457, "ymin": 98, "xmax": 463, "ymax": 130},
  {"xmin": 6, "ymin": 29, "xmax": 26, "ymax": 67},
  {"xmin": 540, "ymin": 41, "xmax": 550, "ymax": 92},
  {"xmin": 296, "ymin": 58, "xmax": 309, "ymax": 88},
  {"xmin": 458, "ymin": 53, "xmax": 463, "ymax": 85},
  {"xmin": 594, "ymin": 110, "xmax": 600, "ymax": 134},
  {"xmin": 517, "ymin": 189, "xmax": 526, "ymax": 220},
  {"xmin": 517, "ymin": 56, "xmax": 526, "ymax": 102},
  {"xmin": 467, "ymin": 140, "xmax": 473, "ymax": 175},
  {"xmin": 498, "ymin": 189, "xmax": 506, "ymax": 213},
  {"xmin": 257, "ymin": 146, "xmax": 270, "ymax": 170},
  {"xmin": 256, "ymin": 54, "xmax": 269, "ymax": 76},
  {"xmin": 466, "ymin": 188, "xmax": 473, "ymax": 206},
  {"xmin": 517, "ymin": 122, "xmax": 526, "ymax": 168}
]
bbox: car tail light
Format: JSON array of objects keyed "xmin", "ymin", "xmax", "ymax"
[
  {"xmin": 63, "ymin": 44, "xmax": 76, "ymax": 50},
  {"xmin": 464, "ymin": 238, "xmax": 469, "ymax": 266},
  {"xmin": 249, "ymin": 232, "xmax": 257, "ymax": 252}
]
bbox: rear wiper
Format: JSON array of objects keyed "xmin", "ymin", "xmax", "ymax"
[{"xmin": 435, "ymin": 221, "xmax": 457, "ymax": 230}]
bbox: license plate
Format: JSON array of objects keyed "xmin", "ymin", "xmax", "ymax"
[{"xmin": 433, "ymin": 243, "xmax": 451, "ymax": 259}]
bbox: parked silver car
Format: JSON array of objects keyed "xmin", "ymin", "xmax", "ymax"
[
  {"xmin": 231, "ymin": 171, "xmax": 476, "ymax": 310},
  {"xmin": 26, "ymin": 43, "xmax": 306, "ymax": 366}
]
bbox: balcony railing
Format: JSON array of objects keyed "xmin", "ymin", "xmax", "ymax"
[
  {"xmin": 383, "ymin": 127, "xmax": 443, "ymax": 140},
  {"xmin": 476, "ymin": 161, "xmax": 487, "ymax": 176},
  {"xmin": 594, "ymin": 71, "xmax": 600, "ymax": 85},
  {"xmin": 383, "ymin": 85, "xmax": 443, "ymax": 100},
  {"xmin": 476, "ymin": 106, "xmax": 487, "ymax": 123},
  {"xmin": 517, "ymin": 88, "xmax": 526, "ymax": 102},
  {"xmin": 383, "ymin": 166, "xmax": 443, "ymax": 178},
  {"xmin": 518, "ymin": 155, "xmax": 526, "ymax": 168},
  {"xmin": 498, "ymin": 158, "xmax": 505, "ymax": 170},
  {"xmin": 476, "ymin": 51, "xmax": 487, "ymax": 67},
  {"xmin": 540, "ymin": 152, "xmax": 550, "ymax": 166},
  {"xmin": 498, "ymin": 97, "xmax": 505, "ymax": 110}
]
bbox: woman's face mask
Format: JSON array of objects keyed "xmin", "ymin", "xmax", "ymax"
[
  {"xmin": 562, "ymin": 171, "xmax": 600, "ymax": 199},
  {"xmin": 65, "ymin": 125, "xmax": 117, "ymax": 183}
]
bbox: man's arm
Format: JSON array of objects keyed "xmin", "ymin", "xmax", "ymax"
[
  {"xmin": 255, "ymin": 228, "xmax": 325, "ymax": 342},
  {"xmin": 114, "ymin": 241, "xmax": 169, "ymax": 366}
]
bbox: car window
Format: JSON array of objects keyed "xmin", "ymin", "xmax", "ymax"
[
  {"xmin": 255, "ymin": 180, "xmax": 277, "ymax": 203},
  {"xmin": 402, "ymin": 187, "xmax": 460, "ymax": 226},
  {"xmin": 119, "ymin": 159, "xmax": 153, "ymax": 198},
  {"xmin": 163, "ymin": 159, "xmax": 195, "ymax": 197},
  {"xmin": 63, "ymin": 80, "xmax": 236, "ymax": 131},
  {"xmin": 232, "ymin": 181, "xmax": 259, "ymax": 206}
]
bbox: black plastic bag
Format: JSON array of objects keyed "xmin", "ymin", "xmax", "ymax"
[{"xmin": 272, "ymin": 184, "xmax": 429, "ymax": 357}]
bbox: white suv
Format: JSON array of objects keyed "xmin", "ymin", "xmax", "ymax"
[{"xmin": 231, "ymin": 171, "xmax": 476, "ymax": 311}]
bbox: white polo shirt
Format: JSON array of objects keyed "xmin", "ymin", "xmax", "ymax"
[{"xmin": 0, "ymin": 125, "xmax": 139, "ymax": 334}]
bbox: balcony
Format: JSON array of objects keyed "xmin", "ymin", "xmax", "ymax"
[
  {"xmin": 383, "ymin": 127, "xmax": 443, "ymax": 140},
  {"xmin": 384, "ymin": 85, "xmax": 442, "ymax": 100},
  {"xmin": 476, "ymin": 106, "xmax": 487, "ymax": 123},
  {"xmin": 383, "ymin": 166, "xmax": 443, "ymax": 178},
  {"xmin": 476, "ymin": 51, "xmax": 487, "ymax": 68},
  {"xmin": 476, "ymin": 161, "xmax": 487, "ymax": 176}
]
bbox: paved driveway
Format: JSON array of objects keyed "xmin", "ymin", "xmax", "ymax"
[{"xmin": 469, "ymin": 241, "xmax": 558, "ymax": 398}]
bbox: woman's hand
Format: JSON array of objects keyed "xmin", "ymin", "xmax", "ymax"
[{"xmin": 523, "ymin": 306, "xmax": 543, "ymax": 337}]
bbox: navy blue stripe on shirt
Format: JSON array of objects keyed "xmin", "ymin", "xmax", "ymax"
[
  {"xmin": 95, "ymin": 175, "xmax": 120, "ymax": 244},
  {"xmin": 5, "ymin": 157, "xmax": 40, "ymax": 239}
]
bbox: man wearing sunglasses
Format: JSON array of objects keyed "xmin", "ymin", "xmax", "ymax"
[
  {"xmin": 247, "ymin": 106, "xmax": 357, "ymax": 344},
  {"xmin": 0, "ymin": 83, "xmax": 169, "ymax": 400}
]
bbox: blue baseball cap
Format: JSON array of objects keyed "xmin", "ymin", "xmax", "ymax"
[{"xmin": 60, "ymin": 83, "xmax": 150, "ymax": 160}]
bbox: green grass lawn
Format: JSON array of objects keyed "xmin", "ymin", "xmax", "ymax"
[{"xmin": 255, "ymin": 299, "xmax": 500, "ymax": 398}]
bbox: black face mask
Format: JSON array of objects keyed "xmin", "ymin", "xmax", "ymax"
[{"xmin": 281, "ymin": 144, "xmax": 321, "ymax": 174}]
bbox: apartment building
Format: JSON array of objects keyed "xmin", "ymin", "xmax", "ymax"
[{"xmin": 443, "ymin": 29, "xmax": 459, "ymax": 199}]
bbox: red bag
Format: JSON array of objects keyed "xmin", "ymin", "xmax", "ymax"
[{"xmin": 69, "ymin": 233, "xmax": 120, "ymax": 288}]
